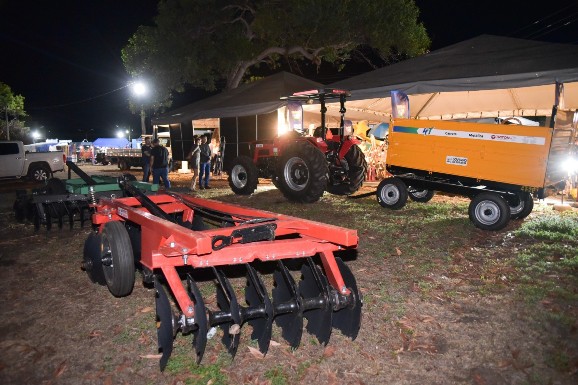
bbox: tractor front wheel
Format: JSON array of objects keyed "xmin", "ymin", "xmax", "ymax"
[
  {"xmin": 327, "ymin": 144, "xmax": 367, "ymax": 196},
  {"xmin": 276, "ymin": 142, "xmax": 328, "ymax": 203},
  {"xmin": 376, "ymin": 177, "xmax": 408, "ymax": 210},
  {"xmin": 100, "ymin": 221, "xmax": 135, "ymax": 297},
  {"xmin": 228, "ymin": 156, "xmax": 258, "ymax": 195}
]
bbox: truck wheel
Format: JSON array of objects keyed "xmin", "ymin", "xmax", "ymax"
[
  {"xmin": 228, "ymin": 156, "xmax": 258, "ymax": 195},
  {"xmin": 277, "ymin": 141, "xmax": 328, "ymax": 203},
  {"xmin": 28, "ymin": 164, "xmax": 51, "ymax": 182},
  {"xmin": 100, "ymin": 221, "xmax": 135, "ymax": 297},
  {"xmin": 376, "ymin": 177, "xmax": 408, "ymax": 209},
  {"xmin": 408, "ymin": 188, "xmax": 435, "ymax": 203},
  {"xmin": 327, "ymin": 144, "xmax": 367, "ymax": 196},
  {"xmin": 510, "ymin": 192, "xmax": 534, "ymax": 220},
  {"xmin": 469, "ymin": 192, "xmax": 510, "ymax": 231}
]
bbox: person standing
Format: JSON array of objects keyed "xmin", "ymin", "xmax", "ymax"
[
  {"xmin": 141, "ymin": 136, "xmax": 152, "ymax": 182},
  {"xmin": 150, "ymin": 138, "xmax": 171, "ymax": 189},
  {"xmin": 198, "ymin": 135, "xmax": 212, "ymax": 189},
  {"xmin": 187, "ymin": 136, "xmax": 201, "ymax": 191}
]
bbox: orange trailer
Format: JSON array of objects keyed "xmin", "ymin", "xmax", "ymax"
[{"xmin": 377, "ymin": 117, "xmax": 576, "ymax": 230}]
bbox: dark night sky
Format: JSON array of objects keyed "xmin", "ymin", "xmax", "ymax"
[{"xmin": 1, "ymin": 0, "xmax": 577, "ymax": 142}]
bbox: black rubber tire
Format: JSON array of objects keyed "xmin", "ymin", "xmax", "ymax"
[
  {"xmin": 118, "ymin": 159, "xmax": 130, "ymax": 171},
  {"xmin": 28, "ymin": 164, "xmax": 51, "ymax": 182},
  {"xmin": 100, "ymin": 221, "xmax": 135, "ymax": 297},
  {"xmin": 45, "ymin": 178, "xmax": 67, "ymax": 194},
  {"xmin": 327, "ymin": 144, "xmax": 367, "ymax": 196},
  {"xmin": 228, "ymin": 156, "xmax": 258, "ymax": 195},
  {"xmin": 83, "ymin": 232, "xmax": 106, "ymax": 285},
  {"xmin": 276, "ymin": 141, "xmax": 328, "ymax": 203},
  {"xmin": 376, "ymin": 177, "xmax": 408, "ymax": 210},
  {"xmin": 408, "ymin": 188, "xmax": 435, "ymax": 203},
  {"xmin": 510, "ymin": 192, "xmax": 534, "ymax": 220},
  {"xmin": 468, "ymin": 192, "xmax": 510, "ymax": 231}
]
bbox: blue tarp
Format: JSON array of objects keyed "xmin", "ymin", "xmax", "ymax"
[{"xmin": 92, "ymin": 138, "xmax": 130, "ymax": 148}]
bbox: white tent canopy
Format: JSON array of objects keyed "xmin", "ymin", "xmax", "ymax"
[{"xmin": 325, "ymin": 35, "xmax": 578, "ymax": 123}]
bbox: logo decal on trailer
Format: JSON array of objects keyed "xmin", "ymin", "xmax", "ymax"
[{"xmin": 446, "ymin": 156, "xmax": 468, "ymax": 166}]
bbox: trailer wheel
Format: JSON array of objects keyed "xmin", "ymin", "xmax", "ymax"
[
  {"xmin": 83, "ymin": 232, "xmax": 106, "ymax": 285},
  {"xmin": 277, "ymin": 141, "xmax": 328, "ymax": 203},
  {"xmin": 228, "ymin": 156, "xmax": 258, "ymax": 195},
  {"xmin": 376, "ymin": 177, "xmax": 408, "ymax": 210},
  {"xmin": 327, "ymin": 144, "xmax": 367, "ymax": 196},
  {"xmin": 408, "ymin": 188, "xmax": 435, "ymax": 203},
  {"xmin": 101, "ymin": 221, "xmax": 135, "ymax": 297},
  {"xmin": 28, "ymin": 164, "xmax": 51, "ymax": 182},
  {"xmin": 469, "ymin": 192, "xmax": 510, "ymax": 231},
  {"xmin": 510, "ymin": 192, "xmax": 534, "ymax": 220}
]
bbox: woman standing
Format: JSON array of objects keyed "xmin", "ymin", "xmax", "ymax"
[{"xmin": 187, "ymin": 136, "xmax": 201, "ymax": 191}]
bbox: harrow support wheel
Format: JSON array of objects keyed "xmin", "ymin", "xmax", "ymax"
[
  {"xmin": 101, "ymin": 221, "xmax": 135, "ymax": 297},
  {"xmin": 82, "ymin": 231, "xmax": 106, "ymax": 285}
]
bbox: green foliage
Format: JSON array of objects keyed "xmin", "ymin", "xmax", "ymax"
[
  {"xmin": 123, "ymin": 0, "xmax": 430, "ymax": 106},
  {"xmin": 514, "ymin": 214, "xmax": 578, "ymax": 242},
  {"xmin": 0, "ymin": 82, "xmax": 27, "ymax": 140},
  {"xmin": 265, "ymin": 365, "xmax": 289, "ymax": 385}
]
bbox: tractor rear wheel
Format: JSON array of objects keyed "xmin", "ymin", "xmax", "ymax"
[
  {"xmin": 276, "ymin": 141, "xmax": 328, "ymax": 203},
  {"xmin": 376, "ymin": 177, "xmax": 408, "ymax": 210},
  {"xmin": 228, "ymin": 156, "xmax": 258, "ymax": 195},
  {"xmin": 101, "ymin": 221, "xmax": 135, "ymax": 297},
  {"xmin": 469, "ymin": 192, "xmax": 510, "ymax": 231},
  {"xmin": 327, "ymin": 144, "xmax": 367, "ymax": 196},
  {"xmin": 408, "ymin": 188, "xmax": 435, "ymax": 203},
  {"xmin": 510, "ymin": 192, "xmax": 534, "ymax": 220}
]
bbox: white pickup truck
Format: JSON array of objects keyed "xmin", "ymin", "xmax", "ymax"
[{"xmin": 0, "ymin": 141, "xmax": 65, "ymax": 181}]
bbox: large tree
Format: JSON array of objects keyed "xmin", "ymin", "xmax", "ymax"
[
  {"xmin": 0, "ymin": 82, "xmax": 28, "ymax": 141},
  {"xmin": 123, "ymin": 0, "xmax": 429, "ymax": 107}
]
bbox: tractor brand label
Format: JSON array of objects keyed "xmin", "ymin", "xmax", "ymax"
[
  {"xmin": 256, "ymin": 144, "xmax": 264, "ymax": 148},
  {"xmin": 446, "ymin": 156, "xmax": 468, "ymax": 166},
  {"xmin": 393, "ymin": 126, "xmax": 546, "ymax": 145},
  {"xmin": 117, "ymin": 207, "xmax": 128, "ymax": 219}
]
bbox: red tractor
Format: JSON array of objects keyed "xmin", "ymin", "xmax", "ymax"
[{"xmin": 228, "ymin": 89, "xmax": 367, "ymax": 203}]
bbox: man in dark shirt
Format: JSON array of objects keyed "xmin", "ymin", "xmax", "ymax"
[
  {"xmin": 141, "ymin": 136, "xmax": 152, "ymax": 182},
  {"xmin": 150, "ymin": 138, "xmax": 171, "ymax": 188},
  {"xmin": 198, "ymin": 135, "xmax": 212, "ymax": 189}
]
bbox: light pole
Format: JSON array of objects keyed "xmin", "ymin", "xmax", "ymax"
[{"xmin": 130, "ymin": 80, "xmax": 148, "ymax": 136}]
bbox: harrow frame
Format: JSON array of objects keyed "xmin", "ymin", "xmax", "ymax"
[{"xmin": 86, "ymin": 187, "xmax": 361, "ymax": 370}]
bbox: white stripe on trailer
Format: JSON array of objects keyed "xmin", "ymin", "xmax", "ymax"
[{"xmin": 417, "ymin": 127, "xmax": 546, "ymax": 145}]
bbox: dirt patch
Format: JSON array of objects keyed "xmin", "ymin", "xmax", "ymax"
[{"xmin": 0, "ymin": 165, "xmax": 577, "ymax": 385}]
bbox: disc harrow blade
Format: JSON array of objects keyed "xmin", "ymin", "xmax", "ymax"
[
  {"xmin": 82, "ymin": 232, "xmax": 106, "ymax": 285},
  {"xmin": 186, "ymin": 274, "xmax": 208, "ymax": 364},
  {"xmin": 272, "ymin": 261, "xmax": 303, "ymax": 348},
  {"xmin": 244, "ymin": 264, "xmax": 273, "ymax": 355},
  {"xmin": 331, "ymin": 257, "xmax": 362, "ymax": 340},
  {"xmin": 155, "ymin": 278, "xmax": 177, "ymax": 371},
  {"xmin": 299, "ymin": 258, "xmax": 333, "ymax": 346},
  {"xmin": 212, "ymin": 267, "xmax": 242, "ymax": 358}
]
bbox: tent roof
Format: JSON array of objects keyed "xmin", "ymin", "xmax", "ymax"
[
  {"xmin": 333, "ymin": 34, "xmax": 578, "ymax": 97},
  {"xmin": 154, "ymin": 72, "xmax": 323, "ymax": 125},
  {"xmin": 92, "ymin": 137, "xmax": 130, "ymax": 148},
  {"xmin": 326, "ymin": 35, "xmax": 578, "ymax": 121}
]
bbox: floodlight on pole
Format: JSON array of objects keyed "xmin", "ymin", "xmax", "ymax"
[
  {"xmin": 130, "ymin": 79, "xmax": 149, "ymax": 136},
  {"xmin": 116, "ymin": 130, "xmax": 125, "ymax": 138}
]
